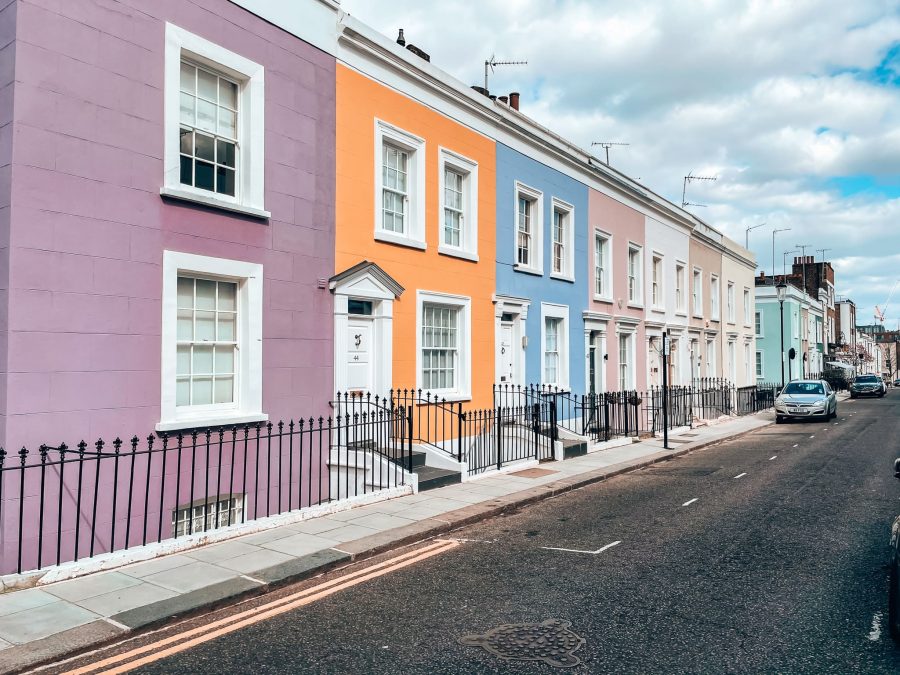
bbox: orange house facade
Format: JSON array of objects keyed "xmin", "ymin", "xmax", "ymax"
[{"xmin": 333, "ymin": 63, "xmax": 496, "ymax": 409}]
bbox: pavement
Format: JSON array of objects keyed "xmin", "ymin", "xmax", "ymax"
[{"xmin": 0, "ymin": 411, "xmax": 778, "ymax": 673}]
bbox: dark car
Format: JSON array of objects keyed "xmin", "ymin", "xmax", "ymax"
[
  {"xmin": 849, "ymin": 374, "xmax": 886, "ymax": 398},
  {"xmin": 891, "ymin": 458, "xmax": 900, "ymax": 640},
  {"xmin": 894, "ymin": 379, "xmax": 900, "ymax": 388}
]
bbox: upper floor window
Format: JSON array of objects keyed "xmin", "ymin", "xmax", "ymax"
[
  {"xmin": 651, "ymin": 254, "xmax": 663, "ymax": 308},
  {"xmin": 727, "ymin": 282, "xmax": 735, "ymax": 323},
  {"xmin": 675, "ymin": 263, "xmax": 685, "ymax": 312},
  {"xmin": 550, "ymin": 199, "xmax": 574, "ymax": 280},
  {"xmin": 627, "ymin": 245, "xmax": 642, "ymax": 304},
  {"xmin": 163, "ymin": 24, "xmax": 267, "ymax": 219},
  {"xmin": 692, "ymin": 268, "xmax": 703, "ymax": 316},
  {"xmin": 439, "ymin": 148, "xmax": 479, "ymax": 260},
  {"xmin": 594, "ymin": 231, "xmax": 611, "ymax": 300},
  {"xmin": 710, "ymin": 276, "xmax": 720, "ymax": 320},
  {"xmin": 514, "ymin": 183, "xmax": 543, "ymax": 274},
  {"xmin": 755, "ymin": 311, "xmax": 763, "ymax": 336},
  {"xmin": 743, "ymin": 288, "xmax": 751, "ymax": 325},
  {"xmin": 375, "ymin": 120, "xmax": 426, "ymax": 249}
]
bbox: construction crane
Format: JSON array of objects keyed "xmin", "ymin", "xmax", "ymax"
[{"xmin": 875, "ymin": 279, "xmax": 900, "ymax": 324}]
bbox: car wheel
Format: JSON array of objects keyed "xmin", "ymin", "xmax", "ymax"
[
  {"xmin": 775, "ymin": 415, "xmax": 784, "ymax": 424},
  {"xmin": 850, "ymin": 393, "xmax": 857, "ymax": 399}
]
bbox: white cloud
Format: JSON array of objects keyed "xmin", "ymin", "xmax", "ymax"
[{"xmin": 341, "ymin": 0, "xmax": 900, "ymax": 327}]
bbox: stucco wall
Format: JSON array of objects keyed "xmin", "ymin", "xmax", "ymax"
[
  {"xmin": 689, "ymin": 236, "xmax": 723, "ymax": 378},
  {"xmin": 0, "ymin": 0, "xmax": 14, "ymax": 446},
  {"xmin": 4, "ymin": 0, "xmax": 336, "ymax": 450},
  {"xmin": 496, "ymin": 143, "xmax": 588, "ymax": 394}
]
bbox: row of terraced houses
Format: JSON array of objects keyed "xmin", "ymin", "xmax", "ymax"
[{"xmin": 0, "ymin": 0, "xmax": 759, "ymax": 574}]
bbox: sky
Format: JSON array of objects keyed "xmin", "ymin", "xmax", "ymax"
[{"xmin": 340, "ymin": 0, "xmax": 900, "ymax": 331}]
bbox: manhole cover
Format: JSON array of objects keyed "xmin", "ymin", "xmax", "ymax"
[{"xmin": 459, "ymin": 619, "xmax": 585, "ymax": 668}]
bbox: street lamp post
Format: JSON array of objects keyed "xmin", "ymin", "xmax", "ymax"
[
  {"xmin": 777, "ymin": 281, "xmax": 788, "ymax": 388},
  {"xmin": 772, "ymin": 228, "xmax": 791, "ymax": 279}
]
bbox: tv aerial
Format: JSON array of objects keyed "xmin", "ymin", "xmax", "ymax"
[
  {"xmin": 681, "ymin": 171, "xmax": 718, "ymax": 208},
  {"xmin": 591, "ymin": 141, "xmax": 630, "ymax": 165},
  {"xmin": 484, "ymin": 54, "xmax": 527, "ymax": 93}
]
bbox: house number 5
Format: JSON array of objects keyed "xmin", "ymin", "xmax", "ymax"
[{"xmin": 354, "ymin": 334, "xmax": 362, "ymax": 347}]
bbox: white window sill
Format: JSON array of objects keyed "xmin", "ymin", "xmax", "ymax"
[
  {"xmin": 156, "ymin": 412, "xmax": 269, "ymax": 433},
  {"xmin": 375, "ymin": 230, "xmax": 427, "ymax": 250},
  {"xmin": 627, "ymin": 302, "xmax": 644, "ymax": 310},
  {"xmin": 693, "ymin": 313, "xmax": 704, "ymax": 319},
  {"xmin": 593, "ymin": 295, "xmax": 614, "ymax": 304},
  {"xmin": 651, "ymin": 306, "xmax": 666, "ymax": 314},
  {"xmin": 711, "ymin": 317, "xmax": 721, "ymax": 322},
  {"xmin": 675, "ymin": 310, "xmax": 688, "ymax": 317},
  {"xmin": 417, "ymin": 392, "xmax": 471, "ymax": 403},
  {"xmin": 438, "ymin": 245, "xmax": 479, "ymax": 262},
  {"xmin": 514, "ymin": 264, "xmax": 543, "ymax": 277},
  {"xmin": 550, "ymin": 272, "xmax": 575, "ymax": 283},
  {"xmin": 160, "ymin": 186, "xmax": 271, "ymax": 220}
]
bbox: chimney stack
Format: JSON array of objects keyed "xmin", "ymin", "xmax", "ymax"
[
  {"xmin": 509, "ymin": 92, "xmax": 520, "ymax": 110},
  {"xmin": 396, "ymin": 29, "xmax": 406, "ymax": 46}
]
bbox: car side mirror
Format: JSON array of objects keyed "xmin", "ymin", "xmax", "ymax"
[{"xmin": 895, "ymin": 458, "xmax": 900, "ymax": 480}]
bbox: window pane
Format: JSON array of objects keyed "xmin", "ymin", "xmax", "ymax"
[
  {"xmin": 176, "ymin": 378, "xmax": 191, "ymax": 407},
  {"xmin": 216, "ymin": 166, "xmax": 236, "ymax": 196},
  {"xmin": 215, "ymin": 346, "xmax": 235, "ymax": 374},
  {"xmin": 197, "ymin": 69, "xmax": 217, "ymax": 100},
  {"xmin": 177, "ymin": 309, "xmax": 193, "ymax": 340},
  {"xmin": 219, "ymin": 79, "xmax": 237, "ymax": 108},
  {"xmin": 217, "ymin": 313, "xmax": 235, "ymax": 341},
  {"xmin": 217, "ymin": 140, "xmax": 236, "ymax": 168},
  {"xmin": 218, "ymin": 282, "xmax": 237, "ymax": 311},
  {"xmin": 195, "ymin": 311, "xmax": 216, "ymax": 341},
  {"xmin": 195, "ymin": 133, "xmax": 215, "ymax": 162},
  {"xmin": 179, "ymin": 92, "xmax": 195, "ymax": 125},
  {"xmin": 179, "ymin": 156, "xmax": 193, "ymax": 186},
  {"xmin": 195, "ymin": 160, "xmax": 214, "ymax": 190},
  {"xmin": 176, "ymin": 345, "xmax": 191, "ymax": 375},
  {"xmin": 193, "ymin": 345, "xmax": 214, "ymax": 374},
  {"xmin": 196, "ymin": 99, "xmax": 216, "ymax": 133},
  {"xmin": 180, "ymin": 62, "xmax": 195, "ymax": 93},
  {"xmin": 214, "ymin": 376, "xmax": 234, "ymax": 404},
  {"xmin": 195, "ymin": 280, "xmax": 216, "ymax": 309},
  {"xmin": 192, "ymin": 377, "xmax": 213, "ymax": 406},
  {"xmin": 180, "ymin": 128, "xmax": 193, "ymax": 155},
  {"xmin": 177, "ymin": 277, "xmax": 194, "ymax": 307},
  {"xmin": 218, "ymin": 107, "xmax": 237, "ymax": 139}
]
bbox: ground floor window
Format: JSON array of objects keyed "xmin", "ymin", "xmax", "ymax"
[
  {"xmin": 756, "ymin": 351, "xmax": 763, "ymax": 378},
  {"xmin": 618, "ymin": 334, "xmax": 632, "ymax": 390},
  {"xmin": 544, "ymin": 318, "xmax": 561, "ymax": 384},
  {"xmin": 417, "ymin": 291, "xmax": 471, "ymax": 398}
]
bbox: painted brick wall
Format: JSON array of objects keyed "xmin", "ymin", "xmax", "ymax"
[{"xmin": 4, "ymin": 0, "xmax": 336, "ymax": 451}]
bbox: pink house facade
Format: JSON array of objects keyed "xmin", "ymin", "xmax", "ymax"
[
  {"xmin": 0, "ymin": 0, "xmax": 341, "ymax": 573},
  {"xmin": 585, "ymin": 188, "xmax": 646, "ymax": 394}
]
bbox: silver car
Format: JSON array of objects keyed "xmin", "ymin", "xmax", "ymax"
[{"xmin": 774, "ymin": 379, "xmax": 837, "ymax": 423}]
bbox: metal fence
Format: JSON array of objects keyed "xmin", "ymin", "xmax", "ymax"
[{"xmin": 0, "ymin": 410, "xmax": 412, "ymax": 576}]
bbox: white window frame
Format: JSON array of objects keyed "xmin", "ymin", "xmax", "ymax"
[
  {"xmin": 744, "ymin": 342, "xmax": 752, "ymax": 383},
  {"xmin": 728, "ymin": 340, "xmax": 736, "ymax": 382},
  {"xmin": 513, "ymin": 182, "xmax": 544, "ymax": 275},
  {"xmin": 743, "ymin": 288, "xmax": 751, "ymax": 326},
  {"xmin": 755, "ymin": 310, "xmax": 763, "ymax": 337},
  {"xmin": 550, "ymin": 198, "xmax": 575, "ymax": 281},
  {"xmin": 158, "ymin": 251, "xmax": 265, "ymax": 432},
  {"xmin": 651, "ymin": 252, "xmax": 664, "ymax": 310},
  {"xmin": 627, "ymin": 243, "xmax": 643, "ymax": 307},
  {"xmin": 375, "ymin": 119, "xmax": 426, "ymax": 250},
  {"xmin": 675, "ymin": 262, "xmax": 686, "ymax": 314},
  {"xmin": 710, "ymin": 275, "xmax": 720, "ymax": 321},
  {"xmin": 692, "ymin": 267, "xmax": 703, "ymax": 318},
  {"xmin": 756, "ymin": 350, "xmax": 763, "ymax": 378},
  {"xmin": 438, "ymin": 147, "xmax": 479, "ymax": 261},
  {"xmin": 706, "ymin": 338, "xmax": 717, "ymax": 377},
  {"xmin": 727, "ymin": 281, "xmax": 736, "ymax": 324},
  {"xmin": 617, "ymin": 331, "xmax": 635, "ymax": 391},
  {"xmin": 162, "ymin": 23, "xmax": 268, "ymax": 219},
  {"xmin": 593, "ymin": 229, "xmax": 612, "ymax": 302},
  {"xmin": 540, "ymin": 303, "xmax": 570, "ymax": 389},
  {"xmin": 415, "ymin": 290, "xmax": 471, "ymax": 400}
]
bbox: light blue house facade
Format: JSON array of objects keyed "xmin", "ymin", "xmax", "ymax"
[
  {"xmin": 493, "ymin": 143, "xmax": 589, "ymax": 395},
  {"xmin": 755, "ymin": 283, "xmax": 823, "ymax": 385}
]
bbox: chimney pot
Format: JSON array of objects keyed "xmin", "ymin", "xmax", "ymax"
[
  {"xmin": 396, "ymin": 29, "xmax": 406, "ymax": 46},
  {"xmin": 498, "ymin": 95, "xmax": 508, "ymax": 105},
  {"xmin": 471, "ymin": 85, "xmax": 489, "ymax": 97},
  {"xmin": 509, "ymin": 91, "xmax": 520, "ymax": 110}
]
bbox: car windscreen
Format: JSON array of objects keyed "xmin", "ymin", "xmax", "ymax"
[
  {"xmin": 855, "ymin": 375, "xmax": 879, "ymax": 383},
  {"xmin": 782, "ymin": 382, "xmax": 825, "ymax": 396}
]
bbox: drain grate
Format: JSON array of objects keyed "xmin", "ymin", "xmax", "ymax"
[{"xmin": 459, "ymin": 619, "xmax": 585, "ymax": 668}]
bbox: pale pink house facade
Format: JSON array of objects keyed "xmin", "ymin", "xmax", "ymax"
[
  {"xmin": 585, "ymin": 188, "xmax": 646, "ymax": 394},
  {"xmin": 0, "ymin": 0, "xmax": 338, "ymax": 451}
]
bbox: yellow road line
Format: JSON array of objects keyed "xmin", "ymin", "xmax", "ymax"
[{"xmin": 64, "ymin": 539, "xmax": 460, "ymax": 675}]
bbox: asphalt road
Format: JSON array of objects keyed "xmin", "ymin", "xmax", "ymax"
[{"xmin": 106, "ymin": 392, "xmax": 900, "ymax": 673}]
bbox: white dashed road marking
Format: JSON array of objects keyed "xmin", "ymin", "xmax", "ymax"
[
  {"xmin": 793, "ymin": 444, "xmax": 798, "ymax": 448},
  {"xmin": 734, "ymin": 473, "xmax": 747, "ymax": 479},
  {"xmin": 770, "ymin": 455, "xmax": 777, "ymax": 460},
  {"xmin": 682, "ymin": 498, "xmax": 699, "ymax": 507}
]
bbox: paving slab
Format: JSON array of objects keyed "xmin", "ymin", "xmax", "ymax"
[
  {"xmin": 121, "ymin": 554, "xmax": 196, "ymax": 579},
  {"xmin": 0, "ymin": 600, "xmax": 97, "ymax": 644},
  {"xmin": 141, "ymin": 561, "xmax": 241, "ymax": 595},
  {"xmin": 261, "ymin": 533, "xmax": 344, "ymax": 557},
  {"xmin": 43, "ymin": 572, "xmax": 144, "ymax": 604},
  {"xmin": 0, "ymin": 588, "xmax": 59, "ymax": 618},
  {"xmin": 185, "ymin": 540, "xmax": 261, "ymax": 564},
  {"xmin": 347, "ymin": 512, "xmax": 417, "ymax": 531},
  {"xmin": 73, "ymin": 581, "xmax": 179, "ymax": 617},
  {"xmin": 214, "ymin": 549, "xmax": 295, "ymax": 575},
  {"xmin": 0, "ymin": 620, "xmax": 123, "ymax": 674}
]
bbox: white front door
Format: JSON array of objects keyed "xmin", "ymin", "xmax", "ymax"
[
  {"xmin": 346, "ymin": 318, "xmax": 374, "ymax": 394},
  {"xmin": 498, "ymin": 322, "xmax": 515, "ymax": 383}
]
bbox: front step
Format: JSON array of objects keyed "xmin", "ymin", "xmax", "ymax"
[
  {"xmin": 561, "ymin": 438, "xmax": 587, "ymax": 459},
  {"xmin": 414, "ymin": 465, "xmax": 462, "ymax": 491}
]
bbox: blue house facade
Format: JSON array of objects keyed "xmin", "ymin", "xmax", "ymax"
[{"xmin": 493, "ymin": 143, "xmax": 589, "ymax": 396}]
